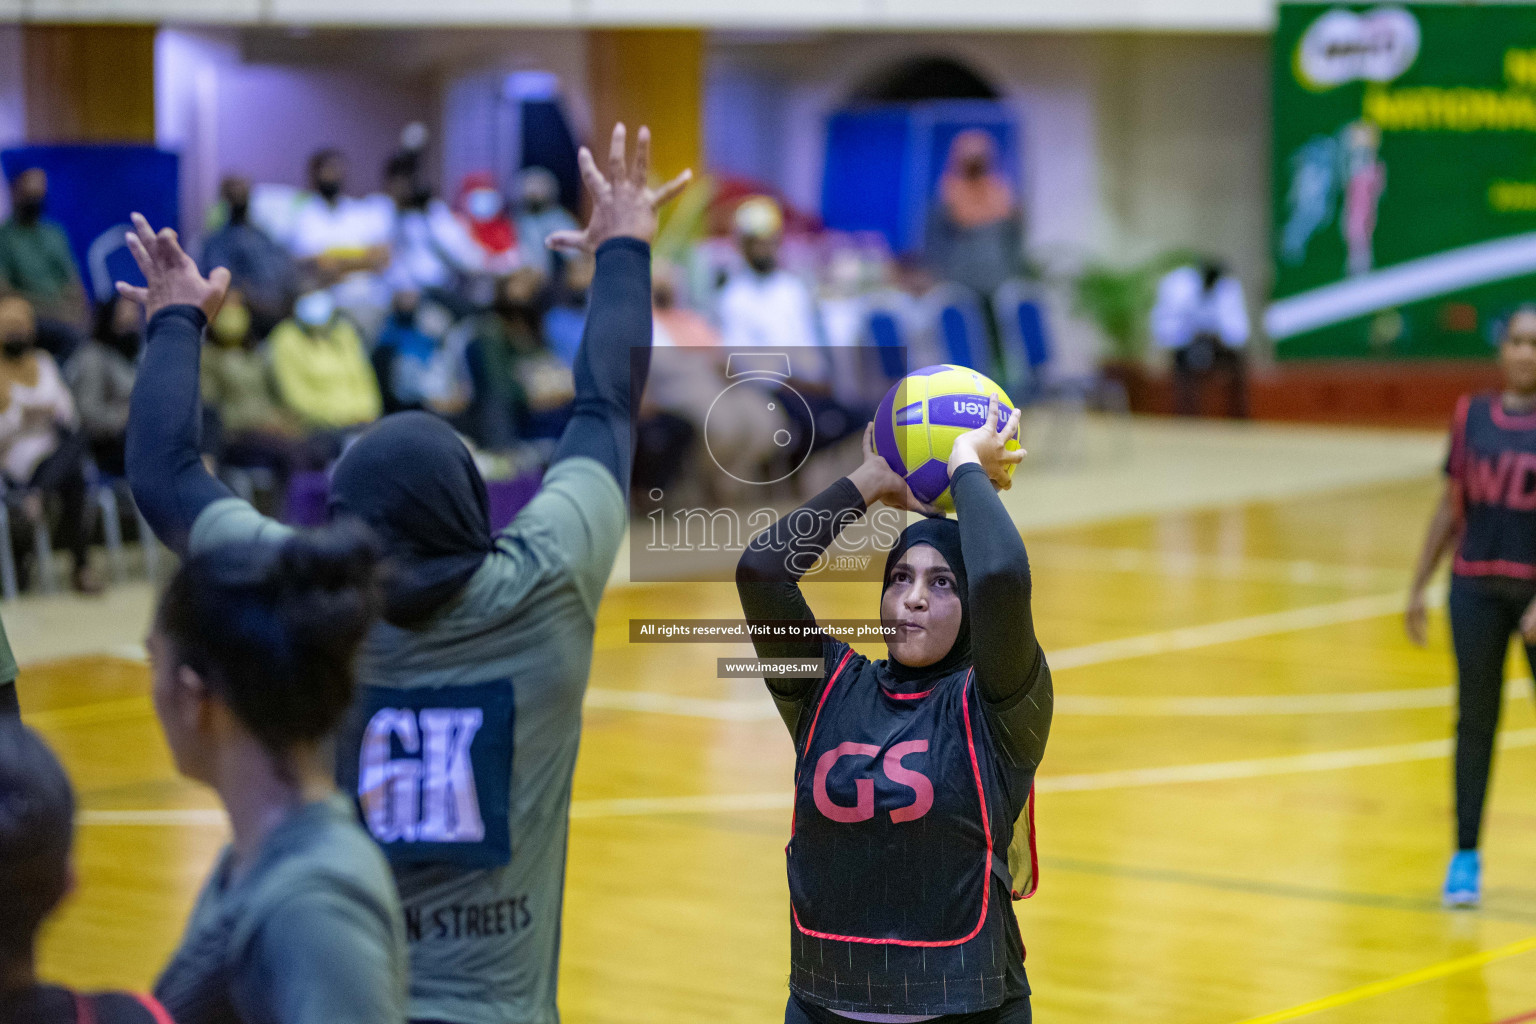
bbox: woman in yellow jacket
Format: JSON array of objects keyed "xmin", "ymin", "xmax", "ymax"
[{"xmin": 269, "ymin": 289, "xmax": 381, "ymax": 432}]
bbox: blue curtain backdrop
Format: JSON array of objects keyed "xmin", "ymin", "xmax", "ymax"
[
  {"xmin": 821, "ymin": 100, "xmax": 1018, "ymax": 254},
  {"xmin": 1, "ymin": 145, "xmax": 180, "ymax": 303}
]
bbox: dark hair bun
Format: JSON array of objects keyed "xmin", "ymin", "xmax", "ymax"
[
  {"xmin": 157, "ymin": 522, "xmax": 385, "ymax": 753},
  {"xmin": 275, "ymin": 519, "xmax": 382, "ymax": 595}
]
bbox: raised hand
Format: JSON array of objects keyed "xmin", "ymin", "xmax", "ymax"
[
  {"xmin": 546, "ymin": 123, "xmax": 692, "ymax": 254},
  {"xmin": 848, "ymin": 423, "xmax": 940, "ymax": 516},
  {"xmin": 947, "ymin": 394, "xmax": 1025, "ymax": 491},
  {"xmin": 116, "ymin": 213, "xmax": 231, "ymax": 321}
]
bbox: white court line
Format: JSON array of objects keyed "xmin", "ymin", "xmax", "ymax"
[
  {"xmin": 585, "ymin": 687, "xmax": 778, "ymax": 721},
  {"xmin": 80, "ymin": 726, "xmax": 1536, "ymax": 826},
  {"xmin": 587, "ymin": 680, "xmax": 1534, "ymax": 719},
  {"xmin": 81, "ymin": 808, "xmax": 225, "ymax": 826},
  {"xmin": 1048, "ymin": 591, "xmax": 1424, "ymax": 670},
  {"xmin": 1038, "ymin": 727, "xmax": 1536, "ymax": 794},
  {"xmin": 587, "ymin": 589, "xmax": 1453, "ymax": 720},
  {"xmin": 1026, "ymin": 544, "xmax": 1409, "ymax": 590}
]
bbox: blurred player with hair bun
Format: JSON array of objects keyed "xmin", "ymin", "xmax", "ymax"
[
  {"xmin": 122, "ymin": 123, "xmax": 690, "ymax": 1024},
  {"xmin": 149, "ymin": 522, "xmax": 407, "ymax": 1024}
]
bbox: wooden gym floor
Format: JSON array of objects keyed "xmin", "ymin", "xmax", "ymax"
[{"xmin": 22, "ymin": 420, "xmax": 1536, "ymax": 1023}]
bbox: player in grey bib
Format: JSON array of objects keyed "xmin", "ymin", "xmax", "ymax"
[{"xmin": 122, "ymin": 126, "xmax": 690, "ymax": 1024}]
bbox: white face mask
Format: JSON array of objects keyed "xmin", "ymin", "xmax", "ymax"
[
  {"xmin": 465, "ymin": 188, "xmax": 504, "ymax": 222},
  {"xmin": 294, "ymin": 291, "xmax": 336, "ymax": 328}
]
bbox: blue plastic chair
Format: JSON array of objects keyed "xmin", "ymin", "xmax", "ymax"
[
  {"xmin": 923, "ymin": 284, "xmax": 989, "ymax": 372},
  {"xmin": 992, "ymin": 280, "xmax": 1056, "ymax": 404},
  {"xmin": 860, "ymin": 292, "xmax": 918, "ymax": 384}
]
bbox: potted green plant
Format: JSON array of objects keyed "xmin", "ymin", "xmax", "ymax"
[{"xmin": 1072, "ymin": 248, "xmax": 1203, "ymax": 410}]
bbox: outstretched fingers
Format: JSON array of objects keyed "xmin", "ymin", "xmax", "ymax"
[
  {"xmin": 607, "ymin": 123, "xmax": 628, "ymax": 188},
  {"xmin": 576, "ymin": 146, "xmax": 609, "ymax": 201},
  {"xmin": 545, "ymin": 230, "xmax": 586, "ymax": 252},
  {"xmin": 129, "ymin": 212, "xmax": 158, "ymax": 258},
  {"xmin": 631, "ymin": 125, "xmax": 651, "ymax": 189},
  {"xmin": 207, "ymin": 266, "xmax": 232, "ymax": 303},
  {"xmin": 650, "ymin": 169, "xmax": 693, "ymax": 210},
  {"xmin": 123, "ymin": 230, "xmax": 153, "ymax": 278},
  {"xmin": 115, "ymin": 281, "xmax": 149, "ymax": 307},
  {"xmin": 156, "ymin": 225, "xmax": 191, "ymax": 268}
]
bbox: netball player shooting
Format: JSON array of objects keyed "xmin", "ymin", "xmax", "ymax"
[
  {"xmin": 736, "ymin": 397, "xmax": 1052, "ymax": 1024},
  {"xmin": 120, "ymin": 124, "xmax": 689, "ymax": 1024},
  {"xmin": 1408, "ymin": 306, "xmax": 1536, "ymax": 908}
]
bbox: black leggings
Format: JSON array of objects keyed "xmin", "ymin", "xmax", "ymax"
[
  {"xmin": 785, "ymin": 994, "xmax": 1032, "ymax": 1024},
  {"xmin": 1173, "ymin": 336, "xmax": 1248, "ymax": 418},
  {"xmin": 1449, "ymin": 575, "xmax": 1536, "ymax": 850},
  {"xmin": 17, "ymin": 433, "xmax": 92, "ymax": 569}
]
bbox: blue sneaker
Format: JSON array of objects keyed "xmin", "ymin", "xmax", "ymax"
[{"xmin": 1443, "ymin": 850, "xmax": 1481, "ymax": 908}]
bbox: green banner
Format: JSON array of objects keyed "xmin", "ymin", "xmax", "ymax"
[{"xmin": 1271, "ymin": 3, "xmax": 1536, "ymax": 359}]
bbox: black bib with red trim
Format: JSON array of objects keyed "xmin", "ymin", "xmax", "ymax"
[
  {"xmin": 1448, "ymin": 393, "xmax": 1536, "ymax": 580},
  {"xmin": 786, "ymin": 646, "xmax": 1033, "ymax": 1015}
]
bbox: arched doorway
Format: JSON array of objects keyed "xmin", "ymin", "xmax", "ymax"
[{"xmin": 822, "ymin": 55, "xmax": 1018, "ymax": 254}]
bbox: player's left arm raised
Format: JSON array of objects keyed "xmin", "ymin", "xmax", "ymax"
[
  {"xmin": 544, "ymin": 123, "xmax": 690, "ymax": 492},
  {"xmin": 948, "ymin": 397, "xmax": 1050, "ymax": 765},
  {"xmin": 118, "ymin": 213, "xmax": 242, "ymax": 555}
]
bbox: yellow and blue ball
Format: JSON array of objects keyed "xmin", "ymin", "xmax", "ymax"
[{"xmin": 873, "ymin": 364, "xmax": 1019, "ymax": 512}]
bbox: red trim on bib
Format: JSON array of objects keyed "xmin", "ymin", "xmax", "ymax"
[
  {"xmin": 790, "ymin": 648, "xmax": 856, "ymax": 843},
  {"xmin": 1454, "ymin": 556, "xmax": 1536, "ymax": 580},
  {"xmin": 1489, "ymin": 399, "xmax": 1536, "ymax": 431},
  {"xmin": 790, "ymin": 670, "xmax": 994, "ymax": 948}
]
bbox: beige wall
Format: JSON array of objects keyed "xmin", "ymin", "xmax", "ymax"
[{"xmin": 709, "ymin": 31, "xmax": 1273, "ymax": 356}]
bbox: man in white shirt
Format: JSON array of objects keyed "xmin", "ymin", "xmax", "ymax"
[
  {"xmin": 715, "ymin": 199, "xmax": 863, "ymax": 482},
  {"xmin": 287, "ymin": 149, "xmax": 394, "ymax": 338},
  {"xmin": 1151, "ymin": 261, "xmax": 1251, "ymax": 417},
  {"xmin": 718, "ymin": 197, "xmax": 823, "ymax": 353}
]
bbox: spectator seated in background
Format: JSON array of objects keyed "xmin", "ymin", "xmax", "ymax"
[
  {"xmin": 65, "ymin": 292, "xmax": 140, "ymax": 477},
  {"xmin": 633, "ymin": 270, "xmax": 721, "ymax": 504},
  {"xmin": 0, "ymin": 297, "xmax": 99, "ymax": 593},
  {"xmin": 1152, "ymin": 259, "xmax": 1251, "ymax": 418},
  {"xmin": 718, "ymin": 197, "xmax": 862, "ymax": 468},
  {"xmin": 200, "ymin": 291, "xmax": 330, "ymax": 508},
  {"xmin": 454, "ymin": 172, "xmax": 522, "ymax": 307},
  {"xmin": 459, "ymin": 268, "xmax": 573, "ymax": 450},
  {"xmin": 200, "ymin": 175, "xmax": 297, "ymax": 340},
  {"xmin": 653, "ymin": 266, "xmax": 719, "ymax": 351},
  {"xmin": 287, "ymin": 148, "xmax": 393, "ymax": 338},
  {"xmin": 0, "ymin": 169, "xmax": 89, "ymax": 360},
  {"xmin": 923, "ymin": 129, "xmax": 1024, "ymax": 305},
  {"xmin": 514, "ymin": 166, "xmax": 578, "ymax": 279},
  {"xmin": 0, "ymin": 721, "xmax": 172, "ymax": 1024},
  {"xmin": 268, "ymin": 289, "xmax": 381, "ymax": 448},
  {"xmin": 383, "ymin": 156, "xmax": 485, "ymax": 318},
  {"xmin": 374, "ymin": 290, "xmax": 472, "ymax": 422},
  {"xmin": 542, "ymin": 252, "xmax": 593, "ymax": 367}
]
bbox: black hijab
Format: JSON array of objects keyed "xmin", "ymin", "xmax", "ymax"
[
  {"xmin": 880, "ymin": 517, "xmax": 972, "ymax": 683},
  {"xmin": 329, "ymin": 412, "xmax": 493, "ymax": 627}
]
